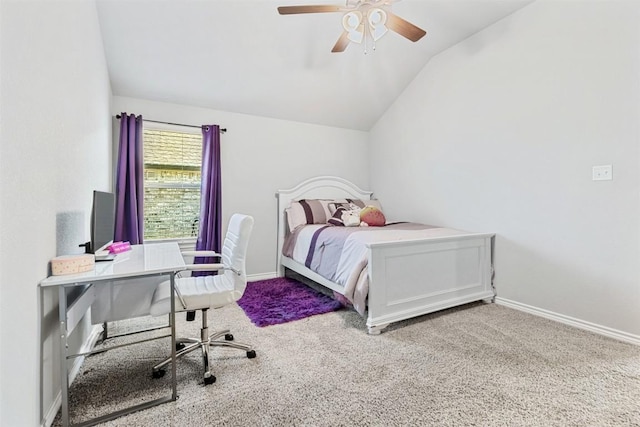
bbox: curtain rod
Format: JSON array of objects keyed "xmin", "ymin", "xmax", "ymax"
[{"xmin": 115, "ymin": 115, "xmax": 227, "ymax": 133}]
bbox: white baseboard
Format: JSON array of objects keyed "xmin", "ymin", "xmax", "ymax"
[
  {"xmin": 247, "ymin": 272, "xmax": 278, "ymax": 281},
  {"xmin": 42, "ymin": 390, "xmax": 61, "ymax": 426},
  {"xmin": 495, "ymin": 297, "xmax": 640, "ymax": 346},
  {"xmin": 42, "ymin": 324, "xmax": 104, "ymax": 427}
]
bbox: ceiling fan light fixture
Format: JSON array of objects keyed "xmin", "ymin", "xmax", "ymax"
[
  {"xmin": 367, "ymin": 8, "xmax": 388, "ymax": 41},
  {"xmin": 342, "ymin": 11, "xmax": 364, "ymax": 43}
]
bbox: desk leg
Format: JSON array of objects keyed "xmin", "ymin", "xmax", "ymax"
[
  {"xmin": 170, "ymin": 273, "xmax": 177, "ymax": 400},
  {"xmin": 58, "ymin": 285, "xmax": 70, "ymax": 427}
]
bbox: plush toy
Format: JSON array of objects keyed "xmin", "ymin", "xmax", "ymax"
[
  {"xmin": 341, "ymin": 209, "xmax": 361, "ymax": 227},
  {"xmin": 346, "ymin": 202, "xmax": 362, "ymax": 214},
  {"xmin": 360, "ymin": 205, "xmax": 386, "ymax": 226}
]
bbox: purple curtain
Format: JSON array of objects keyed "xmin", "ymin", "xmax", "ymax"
[
  {"xmin": 114, "ymin": 113, "xmax": 144, "ymax": 244},
  {"xmin": 194, "ymin": 125, "xmax": 222, "ymax": 274}
]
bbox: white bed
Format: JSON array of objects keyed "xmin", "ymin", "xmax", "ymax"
[{"xmin": 276, "ymin": 176, "xmax": 495, "ymax": 334}]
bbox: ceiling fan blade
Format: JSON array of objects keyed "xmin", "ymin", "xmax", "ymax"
[
  {"xmin": 331, "ymin": 31, "xmax": 350, "ymax": 53},
  {"xmin": 386, "ymin": 12, "xmax": 426, "ymax": 42},
  {"xmin": 278, "ymin": 5, "xmax": 343, "ymax": 15}
]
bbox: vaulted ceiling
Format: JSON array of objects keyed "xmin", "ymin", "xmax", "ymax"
[{"xmin": 97, "ymin": 0, "xmax": 533, "ymax": 131}]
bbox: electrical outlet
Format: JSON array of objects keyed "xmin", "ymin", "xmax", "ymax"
[{"xmin": 592, "ymin": 165, "xmax": 613, "ymax": 181}]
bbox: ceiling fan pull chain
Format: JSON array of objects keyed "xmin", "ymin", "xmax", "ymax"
[{"xmin": 364, "ymin": 30, "xmax": 368, "ymax": 55}]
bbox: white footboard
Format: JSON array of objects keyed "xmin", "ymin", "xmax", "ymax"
[{"xmin": 366, "ymin": 233, "xmax": 494, "ymax": 334}]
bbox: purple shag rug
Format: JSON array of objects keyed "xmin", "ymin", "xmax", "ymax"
[{"xmin": 237, "ymin": 277, "xmax": 343, "ymax": 327}]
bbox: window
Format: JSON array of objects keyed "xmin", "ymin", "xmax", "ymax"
[{"xmin": 143, "ymin": 127, "xmax": 202, "ymax": 240}]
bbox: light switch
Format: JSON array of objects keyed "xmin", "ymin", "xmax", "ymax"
[{"xmin": 592, "ymin": 165, "xmax": 613, "ymax": 181}]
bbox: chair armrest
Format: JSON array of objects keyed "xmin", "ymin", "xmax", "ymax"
[
  {"xmin": 174, "ymin": 281, "xmax": 187, "ymax": 310},
  {"xmin": 183, "ymin": 263, "xmax": 225, "ymax": 272},
  {"xmin": 181, "ymin": 250, "xmax": 221, "ymax": 258},
  {"xmin": 182, "ymin": 263, "xmax": 242, "ymax": 276}
]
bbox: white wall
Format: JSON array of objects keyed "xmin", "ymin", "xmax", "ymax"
[
  {"xmin": 0, "ymin": 1, "xmax": 112, "ymax": 425},
  {"xmin": 370, "ymin": 0, "xmax": 640, "ymax": 339},
  {"xmin": 112, "ymin": 97, "xmax": 370, "ymax": 276}
]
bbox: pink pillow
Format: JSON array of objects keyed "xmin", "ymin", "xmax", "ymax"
[{"xmin": 360, "ymin": 206, "xmax": 386, "ymax": 226}]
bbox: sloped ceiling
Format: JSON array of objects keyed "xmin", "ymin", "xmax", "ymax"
[{"xmin": 97, "ymin": 0, "xmax": 533, "ymax": 131}]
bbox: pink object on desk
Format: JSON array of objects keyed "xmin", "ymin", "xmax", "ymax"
[{"xmin": 108, "ymin": 241, "xmax": 131, "ymax": 254}]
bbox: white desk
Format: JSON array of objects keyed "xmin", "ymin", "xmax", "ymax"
[{"xmin": 40, "ymin": 242, "xmax": 186, "ymax": 427}]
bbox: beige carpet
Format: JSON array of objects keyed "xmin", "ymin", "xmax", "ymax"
[{"xmin": 55, "ymin": 302, "xmax": 640, "ymax": 427}]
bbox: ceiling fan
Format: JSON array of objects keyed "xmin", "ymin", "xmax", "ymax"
[{"xmin": 278, "ymin": 0, "xmax": 427, "ymax": 53}]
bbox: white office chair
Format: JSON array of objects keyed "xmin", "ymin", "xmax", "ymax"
[{"xmin": 149, "ymin": 213, "xmax": 255, "ymax": 385}]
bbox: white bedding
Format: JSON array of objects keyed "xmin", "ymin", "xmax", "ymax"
[{"xmin": 290, "ymin": 224, "xmax": 326, "ymax": 267}]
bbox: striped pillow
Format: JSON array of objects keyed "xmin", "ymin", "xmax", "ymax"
[{"xmin": 286, "ymin": 199, "xmax": 332, "ymax": 231}]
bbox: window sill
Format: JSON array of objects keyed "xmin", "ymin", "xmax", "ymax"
[{"xmin": 145, "ymin": 237, "xmax": 196, "ymax": 251}]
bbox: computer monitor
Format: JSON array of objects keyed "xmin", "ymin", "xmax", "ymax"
[{"xmin": 91, "ymin": 190, "xmax": 115, "ymax": 254}]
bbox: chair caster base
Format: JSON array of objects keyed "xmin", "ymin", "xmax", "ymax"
[
  {"xmin": 152, "ymin": 369, "xmax": 165, "ymax": 379},
  {"xmin": 246, "ymin": 350, "xmax": 256, "ymax": 359},
  {"xmin": 204, "ymin": 372, "xmax": 216, "ymax": 385}
]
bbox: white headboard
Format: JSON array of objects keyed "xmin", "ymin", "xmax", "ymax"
[{"xmin": 275, "ymin": 176, "xmax": 373, "ymax": 275}]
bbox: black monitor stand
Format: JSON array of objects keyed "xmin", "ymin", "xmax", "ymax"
[{"xmin": 79, "ymin": 241, "xmax": 91, "ymax": 254}]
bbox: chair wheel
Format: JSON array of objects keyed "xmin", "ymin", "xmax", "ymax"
[
  {"xmin": 152, "ymin": 369, "xmax": 165, "ymax": 379},
  {"xmin": 224, "ymin": 333, "xmax": 234, "ymax": 341},
  {"xmin": 176, "ymin": 342, "xmax": 186, "ymax": 351},
  {"xmin": 246, "ymin": 350, "xmax": 256, "ymax": 359},
  {"xmin": 204, "ymin": 372, "xmax": 216, "ymax": 385}
]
